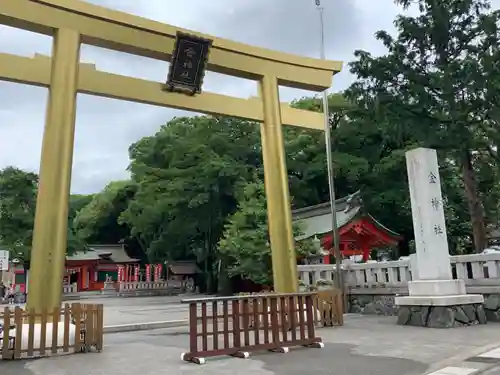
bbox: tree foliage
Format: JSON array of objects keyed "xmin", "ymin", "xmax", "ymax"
[
  {"xmin": 74, "ymin": 180, "xmax": 136, "ymax": 245},
  {"xmin": 346, "ymin": 0, "xmax": 500, "ymax": 252},
  {"xmin": 0, "ymin": 167, "xmax": 85, "ymax": 262},
  {"xmin": 4, "ymin": 0, "xmax": 500, "ymax": 286},
  {"xmin": 120, "ymin": 116, "xmax": 262, "ymax": 291},
  {"xmin": 0, "ymin": 167, "xmax": 38, "ymax": 262},
  {"xmin": 218, "ymin": 178, "xmax": 317, "ymax": 286}
]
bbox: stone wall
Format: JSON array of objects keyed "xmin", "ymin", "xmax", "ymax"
[
  {"xmin": 348, "ymin": 294, "xmax": 398, "ymax": 316},
  {"xmin": 348, "ymin": 292, "xmax": 500, "ymax": 321},
  {"xmin": 397, "ymin": 304, "xmax": 486, "ymax": 328},
  {"xmin": 484, "ymin": 294, "xmax": 500, "ymax": 321}
]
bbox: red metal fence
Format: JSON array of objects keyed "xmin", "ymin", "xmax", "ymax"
[{"xmin": 181, "ymin": 292, "xmax": 323, "ymax": 364}]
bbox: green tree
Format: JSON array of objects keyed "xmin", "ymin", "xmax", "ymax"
[
  {"xmin": 0, "ymin": 167, "xmax": 38, "ymax": 262},
  {"xmin": 289, "ymin": 94, "xmax": 420, "ymax": 256},
  {"xmin": 346, "ymin": 0, "xmax": 500, "ymax": 252},
  {"xmin": 74, "ymin": 180, "xmax": 137, "ymax": 246},
  {"xmin": 66, "ymin": 194, "xmax": 94, "ymax": 254},
  {"xmin": 290, "ymin": 93, "xmax": 470, "ymax": 255},
  {"xmin": 287, "ymin": 93, "xmax": 361, "ymax": 208},
  {"xmin": 0, "ymin": 167, "xmax": 89, "ymax": 264},
  {"xmin": 217, "ymin": 178, "xmax": 317, "ymax": 286},
  {"xmin": 121, "ymin": 116, "xmax": 262, "ymax": 292},
  {"xmin": 69, "ymin": 194, "xmax": 94, "ymax": 222}
]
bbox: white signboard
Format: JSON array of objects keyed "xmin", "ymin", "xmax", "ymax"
[
  {"xmin": 0, "ymin": 250, "xmax": 9, "ymax": 270},
  {"xmin": 406, "ymin": 148, "xmax": 452, "ymax": 280}
]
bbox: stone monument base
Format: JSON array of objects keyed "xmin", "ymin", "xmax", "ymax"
[
  {"xmin": 395, "ymin": 295, "xmax": 486, "ymax": 328},
  {"xmin": 408, "ymin": 279, "xmax": 465, "ymax": 296}
]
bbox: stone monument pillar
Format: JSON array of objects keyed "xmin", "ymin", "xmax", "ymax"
[{"xmin": 395, "ymin": 148, "xmax": 486, "ymax": 328}]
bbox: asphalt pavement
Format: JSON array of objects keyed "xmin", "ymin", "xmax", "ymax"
[
  {"xmin": 2, "ymin": 314, "xmax": 500, "ymax": 375},
  {"xmin": 1, "ymin": 295, "xmax": 192, "ymax": 327},
  {"xmin": 0, "ymin": 326, "xmax": 428, "ymax": 375},
  {"xmin": 481, "ymin": 365, "xmax": 500, "ymax": 375}
]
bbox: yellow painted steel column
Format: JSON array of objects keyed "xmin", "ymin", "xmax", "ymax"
[
  {"xmin": 259, "ymin": 75, "xmax": 298, "ymax": 293},
  {"xmin": 27, "ymin": 28, "xmax": 80, "ymax": 313}
]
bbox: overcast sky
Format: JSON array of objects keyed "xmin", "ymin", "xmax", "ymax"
[{"xmin": 0, "ymin": 0, "xmax": 471, "ymax": 194}]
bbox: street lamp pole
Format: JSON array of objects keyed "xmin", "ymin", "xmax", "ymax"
[{"xmin": 314, "ymin": 0, "xmax": 343, "ymax": 291}]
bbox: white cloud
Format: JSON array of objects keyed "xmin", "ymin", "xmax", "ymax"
[{"xmin": 0, "ymin": 0, "xmax": 414, "ymax": 194}]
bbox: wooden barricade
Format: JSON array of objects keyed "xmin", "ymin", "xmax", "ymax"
[
  {"xmin": 181, "ymin": 292, "xmax": 323, "ymax": 364},
  {"xmin": 313, "ymin": 289, "xmax": 344, "ymax": 327},
  {"xmin": 240, "ymin": 289, "xmax": 344, "ymax": 327},
  {"xmin": 0, "ymin": 303, "xmax": 104, "ymax": 360}
]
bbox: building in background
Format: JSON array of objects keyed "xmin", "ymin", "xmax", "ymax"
[
  {"xmin": 11, "ymin": 244, "xmax": 140, "ymax": 293},
  {"xmin": 293, "ymin": 191, "xmax": 401, "ymax": 264},
  {"xmin": 65, "ymin": 244, "xmax": 140, "ymax": 291}
]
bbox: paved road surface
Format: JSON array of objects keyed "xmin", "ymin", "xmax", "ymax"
[
  {"xmin": 481, "ymin": 364, "xmax": 500, "ymax": 375},
  {"xmin": 99, "ymin": 296, "xmax": 190, "ymax": 326},
  {"xmin": 2, "ymin": 295, "xmax": 193, "ymax": 326},
  {"xmin": 3, "ymin": 295, "xmax": 233, "ymax": 326},
  {"xmin": 2, "ymin": 315, "xmax": 500, "ymax": 375}
]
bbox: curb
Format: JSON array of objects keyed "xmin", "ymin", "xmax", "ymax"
[
  {"xmin": 103, "ymin": 319, "xmax": 188, "ymax": 334},
  {"xmin": 62, "ymin": 293, "xmax": 184, "ymax": 301},
  {"xmin": 426, "ymin": 345, "xmax": 500, "ymax": 375}
]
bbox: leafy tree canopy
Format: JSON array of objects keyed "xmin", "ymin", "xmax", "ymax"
[
  {"xmin": 345, "ymin": 0, "xmax": 500, "ymax": 252},
  {"xmin": 120, "ymin": 116, "xmax": 262, "ymax": 291},
  {"xmin": 0, "ymin": 167, "xmax": 38, "ymax": 262},
  {"xmin": 74, "ymin": 180, "xmax": 136, "ymax": 245},
  {"xmin": 218, "ymin": 178, "xmax": 318, "ymax": 286}
]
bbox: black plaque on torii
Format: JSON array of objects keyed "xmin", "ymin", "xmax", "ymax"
[{"xmin": 164, "ymin": 31, "xmax": 213, "ymax": 96}]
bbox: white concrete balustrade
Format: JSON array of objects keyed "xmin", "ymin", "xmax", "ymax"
[
  {"xmin": 62, "ymin": 283, "xmax": 78, "ymax": 294},
  {"xmin": 298, "ymin": 252, "xmax": 500, "ymax": 292},
  {"xmin": 60, "ymin": 280, "xmax": 184, "ymax": 295},
  {"xmin": 118, "ymin": 280, "xmax": 183, "ymax": 292}
]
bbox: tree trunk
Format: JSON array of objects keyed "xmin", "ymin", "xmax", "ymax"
[
  {"xmin": 397, "ymin": 236, "xmax": 411, "ymax": 258},
  {"xmin": 460, "ymin": 150, "xmax": 487, "ymax": 252}
]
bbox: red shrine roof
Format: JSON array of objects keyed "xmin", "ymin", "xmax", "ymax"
[
  {"xmin": 66, "ymin": 244, "xmax": 140, "ymax": 263},
  {"xmin": 168, "ymin": 261, "xmax": 200, "ymax": 275},
  {"xmin": 292, "ymin": 191, "xmax": 401, "ymax": 247}
]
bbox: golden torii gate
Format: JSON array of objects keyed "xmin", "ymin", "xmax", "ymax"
[{"xmin": 0, "ymin": 0, "xmax": 342, "ymax": 313}]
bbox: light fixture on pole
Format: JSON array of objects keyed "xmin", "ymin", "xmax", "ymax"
[{"xmin": 314, "ymin": 0, "xmax": 343, "ymax": 291}]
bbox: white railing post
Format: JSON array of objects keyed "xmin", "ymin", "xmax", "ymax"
[
  {"xmin": 297, "ymin": 253, "xmax": 500, "ymax": 293},
  {"xmin": 111, "ymin": 280, "xmax": 176, "ymax": 293},
  {"xmin": 298, "ymin": 260, "xmax": 412, "ymax": 288}
]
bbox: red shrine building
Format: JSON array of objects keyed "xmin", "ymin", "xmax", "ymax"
[
  {"xmin": 8, "ymin": 244, "xmax": 140, "ymax": 293},
  {"xmin": 292, "ymin": 191, "xmax": 401, "ymax": 263},
  {"xmin": 65, "ymin": 244, "xmax": 140, "ymax": 291}
]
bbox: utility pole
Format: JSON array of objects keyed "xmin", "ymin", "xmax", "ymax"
[{"xmin": 314, "ymin": 0, "xmax": 343, "ymax": 292}]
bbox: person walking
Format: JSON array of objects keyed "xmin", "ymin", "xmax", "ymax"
[
  {"xmin": 7, "ymin": 284, "xmax": 15, "ymax": 305},
  {"xmin": 0, "ymin": 281, "xmax": 5, "ymax": 303}
]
